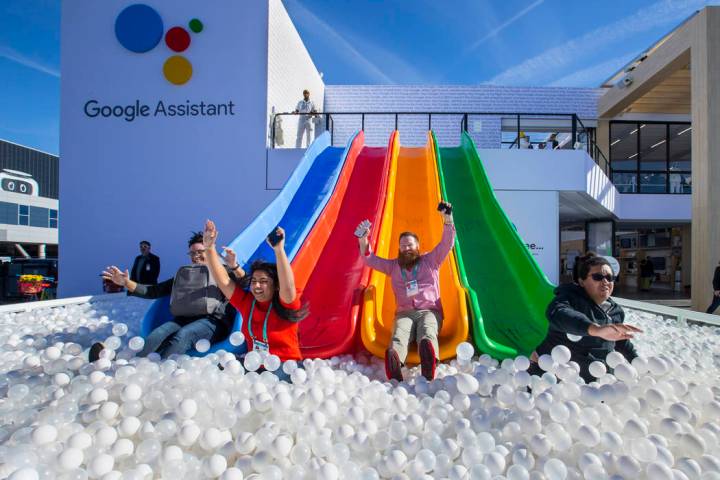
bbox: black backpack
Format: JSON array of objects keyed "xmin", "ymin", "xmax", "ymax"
[{"xmin": 169, "ymin": 265, "xmax": 226, "ymax": 318}]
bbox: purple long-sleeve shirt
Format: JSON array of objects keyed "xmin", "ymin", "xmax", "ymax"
[{"xmin": 363, "ymin": 223, "xmax": 456, "ymax": 318}]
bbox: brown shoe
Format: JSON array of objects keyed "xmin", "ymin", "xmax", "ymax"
[
  {"xmin": 384, "ymin": 347, "xmax": 403, "ymax": 381},
  {"xmin": 419, "ymin": 339, "xmax": 436, "ymax": 381}
]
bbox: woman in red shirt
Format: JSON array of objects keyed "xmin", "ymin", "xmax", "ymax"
[{"xmin": 203, "ymin": 220, "xmax": 307, "ymax": 364}]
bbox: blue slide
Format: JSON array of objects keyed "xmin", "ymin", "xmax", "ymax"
[{"xmin": 140, "ymin": 132, "xmax": 358, "ymax": 356}]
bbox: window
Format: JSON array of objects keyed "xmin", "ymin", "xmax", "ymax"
[
  {"xmin": 49, "ymin": 209, "xmax": 58, "ymax": 229},
  {"xmin": 612, "ymin": 172, "xmax": 637, "ymax": 193},
  {"xmin": 610, "ymin": 123, "xmax": 638, "ymax": 170},
  {"xmin": 639, "ymin": 124, "xmax": 666, "ymax": 171},
  {"xmin": 18, "ymin": 205, "xmax": 29, "ymax": 226},
  {"xmin": 669, "ymin": 125, "xmax": 691, "ymax": 170},
  {"xmin": 610, "ymin": 121, "xmax": 691, "ymax": 194},
  {"xmin": 640, "ymin": 173, "xmax": 667, "ymax": 193}
]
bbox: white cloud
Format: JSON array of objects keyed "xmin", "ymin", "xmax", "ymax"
[
  {"xmin": 0, "ymin": 45, "xmax": 59, "ymax": 78},
  {"xmin": 548, "ymin": 52, "xmax": 638, "ymax": 87},
  {"xmin": 467, "ymin": 0, "xmax": 544, "ymax": 51},
  {"xmin": 486, "ymin": 0, "xmax": 709, "ymax": 86},
  {"xmin": 284, "ymin": 0, "xmax": 395, "ymax": 84}
]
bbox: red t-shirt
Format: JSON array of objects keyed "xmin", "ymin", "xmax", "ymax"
[{"xmin": 230, "ymin": 288, "xmax": 303, "ymax": 361}]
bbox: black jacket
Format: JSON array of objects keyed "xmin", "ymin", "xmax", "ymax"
[
  {"xmin": 640, "ymin": 259, "xmax": 655, "ymax": 278},
  {"xmin": 128, "ymin": 272, "xmax": 236, "ymax": 331},
  {"xmin": 130, "ymin": 253, "xmax": 160, "ymax": 285},
  {"xmin": 713, "ymin": 265, "xmax": 720, "ymax": 291},
  {"xmin": 536, "ymin": 283, "xmax": 637, "ymax": 363}
]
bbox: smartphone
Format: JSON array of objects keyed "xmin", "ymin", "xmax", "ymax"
[
  {"xmin": 354, "ymin": 219, "xmax": 371, "ymax": 238},
  {"xmin": 268, "ymin": 228, "xmax": 284, "ymax": 246},
  {"xmin": 437, "ymin": 202, "xmax": 452, "ymax": 215}
]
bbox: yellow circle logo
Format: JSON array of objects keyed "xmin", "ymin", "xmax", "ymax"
[{"xmin": 163, "ymin": 55, "xmax": 193, "ymax": 85}]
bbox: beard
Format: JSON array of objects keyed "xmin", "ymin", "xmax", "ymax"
[{"xmin": 398, "ymin": 250, "xmax": 420, "ymax": 269}]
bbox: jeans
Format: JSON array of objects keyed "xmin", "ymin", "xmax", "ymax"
[
  {"xmin": 707, "ymin": 295, "xmax": 720, "ymax": 314},
  {"xmin": 139, "ymin": 317, "xmax": 222, "ymax": 358}
]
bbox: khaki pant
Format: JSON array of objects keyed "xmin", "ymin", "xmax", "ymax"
[{"xmin": 391, "ymin": 310, "xmax": 441, "ymax": 363}]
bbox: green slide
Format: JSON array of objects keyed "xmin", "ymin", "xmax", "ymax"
[{"xmin": 434, "ymin": 131, "xmax": 555, "ymax": 359}]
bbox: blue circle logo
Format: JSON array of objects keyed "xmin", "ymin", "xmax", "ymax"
[{"xmin": 114, "ymin": 4, "xmax": 164, "ymax": 53}]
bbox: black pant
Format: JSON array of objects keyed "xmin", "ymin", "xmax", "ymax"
[{"xmin": 707, "ymin": 295, "xmax": 720, "ymax": 314}]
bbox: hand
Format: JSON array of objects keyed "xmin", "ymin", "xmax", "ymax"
[
  {"xmin": 267, "ymin": 226, "xmax": 286, "ymax": 251},
  {"xmin": 203, "ymin": 219, "xmax": 218, "ymax": 249},
  {"xmin": 715, "ymin": 290, "xmax": 720, "ymax": 297},
  {"xmin": 439, "ymin": 201, "xmax": 453, "ymax": 223},
  {"xmin": 222, "ymin": 246, "xmax": 238, "ymax": 268},
  {"xmin": 588, "ymin": 323, "xmax": 643, "ymax": 341},
  {"xmin": 102, "ymin": 266, "xmax": 129, "ymax": 287}
]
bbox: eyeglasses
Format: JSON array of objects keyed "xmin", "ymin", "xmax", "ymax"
[
  {"xmin": 590, "ymin": 273, "xmax": 615, "ymax": 283},
  {"xmin": 188, "ymin": 249, "xmax": 206, "ymax": 258}
]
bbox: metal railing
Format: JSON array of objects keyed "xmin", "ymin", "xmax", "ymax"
[{"xmin": 270, "ymin": 111, "xmax": 610, "ymax": 174}]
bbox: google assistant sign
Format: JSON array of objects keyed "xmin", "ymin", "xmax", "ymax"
[{"xmin": 83, "ymin": 4, "xmax": 237, "ymax": 122}]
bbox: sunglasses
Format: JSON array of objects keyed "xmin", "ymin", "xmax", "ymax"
[{"xmin": 590, "ymin": 273, "xmax": 615, "ymax": 283}]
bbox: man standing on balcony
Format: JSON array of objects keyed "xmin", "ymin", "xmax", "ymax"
[{"xmin": 294, "ymin": 89, "xmax": 317, "ymax": 148}]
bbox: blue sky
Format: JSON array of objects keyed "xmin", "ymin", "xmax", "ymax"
[{"xmin": 1, "ymin": 0, "xmax": 716, "ymax": 154}]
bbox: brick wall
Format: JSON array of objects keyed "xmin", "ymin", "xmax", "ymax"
[{"xmin": 324, "ymin": 85, "xmax": 603, "ymax": 147}]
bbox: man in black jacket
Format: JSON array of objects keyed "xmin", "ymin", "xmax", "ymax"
[
  {"xmin": 130, "ymin": 241, "xmax": 160, "ymax": 285},
  {"xmin": 706, "ymin": 261, "xmax": 720, "ymax": 314},
  {"xmin": 532, "ymin": 256, "xmax": 642, "ymax": 382},
  {"xmin": 92, "ymin": 232, "xmax": 245, "ymax": 360}
]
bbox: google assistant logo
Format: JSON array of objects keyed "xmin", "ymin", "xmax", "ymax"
[{"xmin": 114, "ymin": 4, "xmax": 203, "ymax": 85}]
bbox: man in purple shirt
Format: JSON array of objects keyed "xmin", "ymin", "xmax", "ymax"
[{"xmin": 357, "ymin": 203, "xmax": 455, "ymax": 381}]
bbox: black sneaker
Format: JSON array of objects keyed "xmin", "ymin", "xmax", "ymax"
[
  {"xmin": 89, "ymin": 342, "xmax": 105, "ymax": 362},
  {"xmin": 384, "ymin": 347, "xmax": 403, "ymax": 381}
]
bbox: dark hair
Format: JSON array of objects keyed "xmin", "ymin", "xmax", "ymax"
[
  {"xmin": 577, "ymin": 255, "xmax": 612, "ymax": 281},
  {"xmin": 399, "ymin": 231, "xmax": 419, "ymax": 243},
  {"xmin": 572, "ymin": 251, "xmax": 596, "ymax": 282},
  {"xmin": 241, "ymin": 260, "xmax": 309, "ymax": 323},
  {"xmin": 188, "ymin": 231, "xmax": 203, "ymax": 248},
  {"xmin": 139, "ymin": 241, "xmax": 151, "ymax": 247}
]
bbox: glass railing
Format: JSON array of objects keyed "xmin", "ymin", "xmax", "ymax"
[{"xmin": 270, "ymin": 111, "xmax": 610, "ymax": 174}]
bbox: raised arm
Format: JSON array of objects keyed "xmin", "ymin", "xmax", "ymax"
[
  {"xmin": 426, "ymin": 203, "xmax": 456, "ymax": 267},
  {"xmin": 203, "ymin": 220, "xmax": 241, "ymax": 300},
  {"xmin": 356, "ymin": 221, "xmax": 394, "ymax": 275},
  {"xmin": 269, "ymin": 226, "xmax": 296, "ymax": 304}
]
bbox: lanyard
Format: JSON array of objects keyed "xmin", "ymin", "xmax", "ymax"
[
  {"xmin": 400, "ymin": 264, "xmax": 419, "ymax": 282},
  {"xmin": 247, "ymin": 299, "xmax": 272, "ymax": 344}
]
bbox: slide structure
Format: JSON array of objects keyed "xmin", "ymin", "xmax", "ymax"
[
  {"xmin": 436, "ymin": 131, "xmax": 554, "ymax": 359},
  {"xmin": 361, "ymin": 132, "xmax": 469, "ymax": 364},
  {"xmin": 140, "ymin": 131, "xmax": 362, "ymax": 356},
  {"xmin": 294, "ymin": 132, "xmax": 398, "ymax": 358}
]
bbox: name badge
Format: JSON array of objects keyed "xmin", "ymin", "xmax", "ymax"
[
  {"xmin": 253, "ymin": 340, "xmax": 270, "ymax": 354},
  {"xmin": 146, "ymin": 264, "xmax": 151, "ymax": 271},
  {"xmin": 405, "ymin": 280, "xmax": 419, "ymax": 297}
]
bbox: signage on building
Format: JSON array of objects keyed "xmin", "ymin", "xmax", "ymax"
[
  {"xmin": 0, "ymin": 169, "xmax": 39, "ymax": 196},
  {"xmin": 496, "ymin": 190, "xmax": 560, "ymax": 284},
  {"xmin": 81, "ymin": 4, "xmax": 237, "ymax": 123}
]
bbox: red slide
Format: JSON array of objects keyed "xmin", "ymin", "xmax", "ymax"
[{"xmin": 295, "ymin": 132, "xmax": 397, "ymax": 359}]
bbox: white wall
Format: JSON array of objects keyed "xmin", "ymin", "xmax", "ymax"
[
  {"xmin": 618, "ymin": 194, "xmax": 691, "ymax": 221},
  {"xmin": 60, "ymin": 1, "xmax": 273, "ymax": 296},
  {"xmin": 267, "ymin": 0, "xmax": 324, "ymax": 148},
  {"xmin": 495, "ymin": 190, "xmax": 559, "ymax": 284}
]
